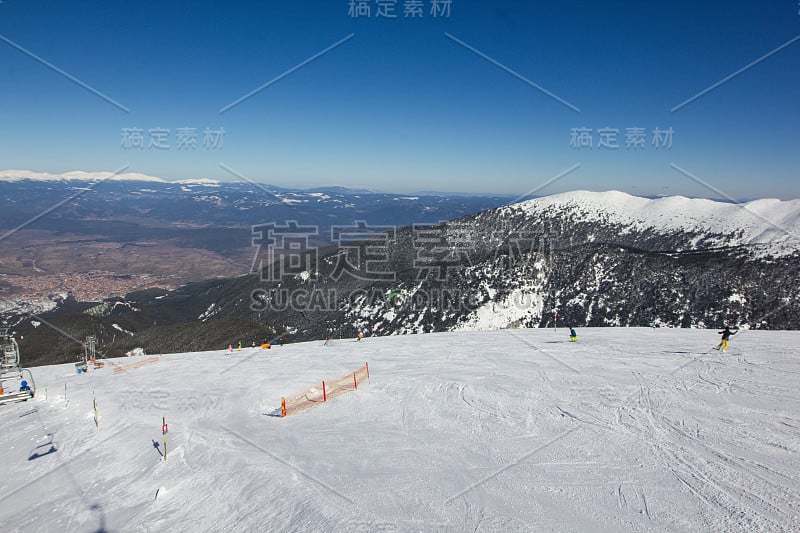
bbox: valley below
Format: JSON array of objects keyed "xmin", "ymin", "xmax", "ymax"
[{"xmin": 0, "ymin": 228, "xmax": 250, "ymax": 302}]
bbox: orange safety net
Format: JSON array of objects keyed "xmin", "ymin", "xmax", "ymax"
[
  {"xmin": 112, "ymin": 356, "xmax": 160, "ymax": 374},
  {"xmin": 281, "ymin": 362, "xmax": 369, "ymax": 417}
]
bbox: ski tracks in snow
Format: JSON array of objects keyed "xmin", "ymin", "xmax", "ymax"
[
  {"xmin": 3, "ymin": 328, "xmax": 799, "ymax": 531},
  {"xmin": 615, "ymin": 366, "xmax": 800, "ymax": 531}
]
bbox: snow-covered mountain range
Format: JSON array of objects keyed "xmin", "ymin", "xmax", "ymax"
[
  {"xmin": 1, "ymin": 169, "xmax": 165, "ymax": 182},
  {"xmin": 9, "ymin": 190, "xmax": 800, "ymax": 363},
  {"xmin": 0, "ymin": 169, "xmax": 220, "ymax": 185},
  {"xmin": 509, "ymin": 190, "xmax": 800, "ymax": 256}
]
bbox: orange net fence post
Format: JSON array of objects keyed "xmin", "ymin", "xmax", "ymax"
[
  {"xmin": 354, "ymin": 363, "xmax": 369, "ymax": 386},
  {"xmin": 279, "ymin": 362, "xmax": 370, "ymax": 417},
  {"xmin": 281, "ymin": 383, "xmax": 327, "ymax": 417}
]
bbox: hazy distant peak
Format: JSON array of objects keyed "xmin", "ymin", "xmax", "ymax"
[
  {"xmin": 175, "ymin": 178, "xmax": 221, "ymax": 186},
  {"xmin": 0, "ymin": 169, "xmax": 167, "ymax": 183}
]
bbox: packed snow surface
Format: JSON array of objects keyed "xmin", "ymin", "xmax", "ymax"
[{"xmin": 1, "ymin": 328, "xmax": 799, "ymax": 531}]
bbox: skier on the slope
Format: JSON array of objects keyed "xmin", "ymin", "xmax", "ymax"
[
  {"xmin": 715, "ymin": 325, "xmax": 738, "ymax": 352},
  {"xmin": 569, "ymin": 325, "xmax": 578, "ymax": 342}
]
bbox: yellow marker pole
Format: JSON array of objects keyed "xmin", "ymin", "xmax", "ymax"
[{"xmin": 162, "ymin": 417, "xmax": 168, "ymax": 462}]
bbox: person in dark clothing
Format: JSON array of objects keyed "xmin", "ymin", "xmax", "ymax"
[
  {"xmin": 715, "ymin": 325, "xmax": 738, "ymax": 351},
  {"xmin": 569, "ymin": 325, "xmax": 578, "ymax": 342}
]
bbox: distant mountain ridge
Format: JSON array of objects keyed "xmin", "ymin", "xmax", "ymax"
[
  {"xmin": 0, "ymin": 169, "xmax": 172, "ymax": 183},
  {"xmin": 0, "ymin": 170, "xmax": 471, "ymax": 197}
]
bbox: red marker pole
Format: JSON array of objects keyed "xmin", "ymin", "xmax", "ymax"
[
  {"xmin": 162, "ymin": 417, "xmax": 168, "ymax": 462},
  {"xmin": 322, "ymin": 381, "xmax": 327, "ymax": 402},
  {"xmin": 365, "ymin": 362, "xmax": 370, "ymax": 380},
  {"xmin": 281, "ymin": 397, "xmax": 287, "ymax": 417},
  {"xmin": 353, "ymin": 372, "xmax": 358, "ymax": 391}
]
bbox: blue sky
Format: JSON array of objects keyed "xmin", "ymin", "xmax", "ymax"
[{"xmin": 1, "ymin": 1, "xmax": 798, "ymax": 198}]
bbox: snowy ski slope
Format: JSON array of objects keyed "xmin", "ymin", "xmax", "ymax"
[{"xmin": 1, "ymin": 328, "xmax": 799, "ymax": 531}]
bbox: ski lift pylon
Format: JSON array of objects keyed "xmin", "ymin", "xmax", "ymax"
[{"xmin": 0, "ymin": 328, "xmax": 35, "ymax": 406}]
